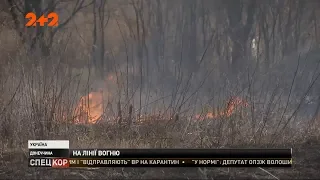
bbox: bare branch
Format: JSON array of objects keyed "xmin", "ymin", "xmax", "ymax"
[{"xmin": 52, "ymin": 0, "xmax": 94, "ymax": 36}]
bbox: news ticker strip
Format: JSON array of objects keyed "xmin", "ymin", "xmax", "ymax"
[
  {"xmin": 28, "ymin": 140, "xmax": 292, "ymax": 167},
  {"xmin": 28, "ymin": 158, "xmax": 292, "ymax": 167},
  {"xmin": 29, "ymin": 149, "xmax": 292, "ymax": 159}
]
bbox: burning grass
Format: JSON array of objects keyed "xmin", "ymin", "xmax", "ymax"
[
  {"xmin": 1, "ymin": 115, "xmax": 320, "ymax": 179},
  {"xmin": 1, "ymin": 58, "xmax": 320, "ymax": 179}
]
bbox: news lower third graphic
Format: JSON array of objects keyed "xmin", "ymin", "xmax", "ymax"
[
  {"xmin": 28, "ymin": 140, "xmax": 70, "ymax": 168},
  {"xmin": 28, "ymin": 140, "xmax": 293, "ymax": 168}
]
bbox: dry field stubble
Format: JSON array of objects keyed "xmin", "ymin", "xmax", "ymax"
[
  {"xmin": 1, "ymin": 109, "xmax": 320, "ymax": 179},
  {"xmin": 0, "ymin": 44, "xmax": 319, "ymax": 180}
]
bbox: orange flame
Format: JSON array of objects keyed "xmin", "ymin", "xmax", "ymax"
[
  {"xmin": 74, "ymin": 73, "xmax": 117, "ymax": 124},
  {"xmin": 74, "ymin": 90, "xmax": 104, "ymax": 124},
  {"xmin": 195, "ymin": 96, "xmax": 248, "ymax": 120},
  {"xmin": 73, "ymin": 72, "xmax": 248, "ymax": 124}
]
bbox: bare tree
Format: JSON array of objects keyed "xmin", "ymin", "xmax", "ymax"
[
  {"xmin": 224, "ymin": 0, "xmax": 256, "ymax": 75},
  {"xmin": 184, "ymin": 0, "xmax": 198, "ymax": 74},
  {"xmin": 92, "ymin": 0, "xmax": 110, "ymax": 78},
  {"xmin": 7, "ymin": 0, "xmax": 93, "ymax": 57}
]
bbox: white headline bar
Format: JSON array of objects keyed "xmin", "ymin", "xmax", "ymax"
[{"xmin": 28, "ymin": 140, "xmax": 69, "ymax": 149}]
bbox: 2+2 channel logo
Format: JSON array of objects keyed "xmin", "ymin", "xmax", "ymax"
[{"xmin": 25, "ymin": 12, "xmax": 59, "ymax": 27}]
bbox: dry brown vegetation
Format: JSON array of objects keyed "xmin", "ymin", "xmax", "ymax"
[{"xmin": 0, "ymin": 0, "xmax": 320, "ymax": 179}]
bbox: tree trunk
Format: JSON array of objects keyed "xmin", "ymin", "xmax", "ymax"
[{"xmin": 226, "ymin": 0, "xmax": 256, "ymax": 77}]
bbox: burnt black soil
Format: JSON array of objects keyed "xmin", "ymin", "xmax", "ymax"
[{"xmin": 1, "ymin": 143, "xmax": 319, "ymax": 179}]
